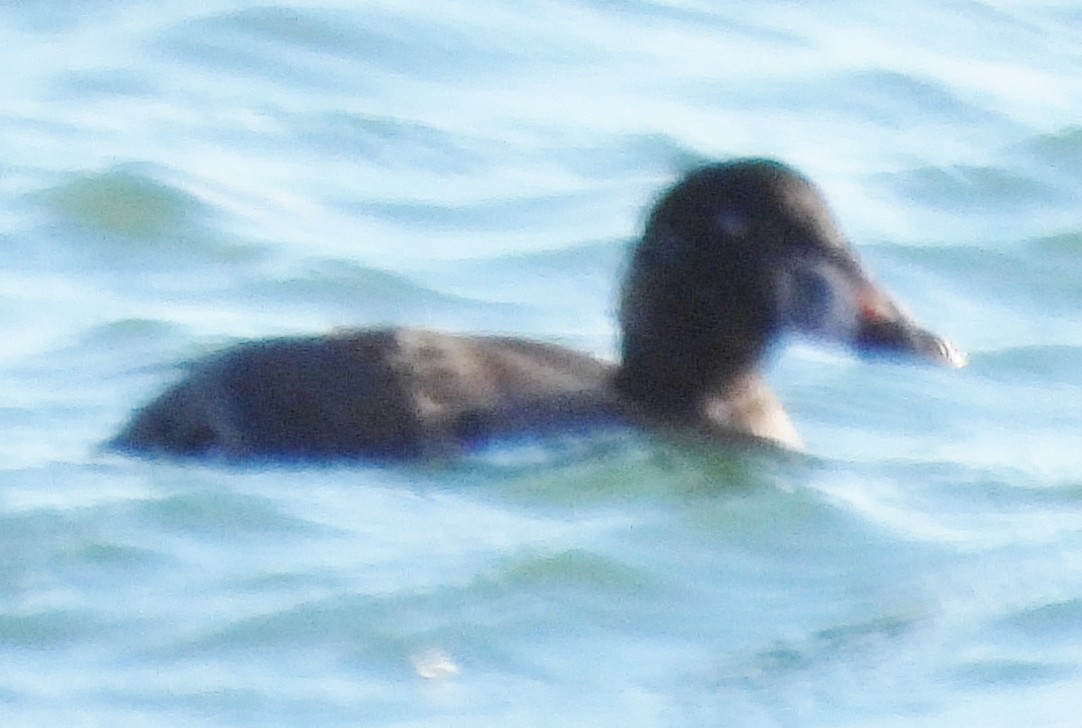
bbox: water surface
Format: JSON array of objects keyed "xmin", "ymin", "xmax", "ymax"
[{"xmin": 1, "ymin": 1, "xmax": 1081, "ymax": 725}]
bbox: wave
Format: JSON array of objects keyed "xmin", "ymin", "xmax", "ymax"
[{"xmin": 40, "ymin": 165, "xmax": 266, "ymax": 267}]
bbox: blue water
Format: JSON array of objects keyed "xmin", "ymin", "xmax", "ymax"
[{"xmin": 2, "ymin": 1, "xmax": 1081, "ymax": 725}]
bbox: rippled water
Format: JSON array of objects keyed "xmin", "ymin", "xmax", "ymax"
[{"xmin": 2, "ymin": 1, "xmax": 1081, "ymax": 725}]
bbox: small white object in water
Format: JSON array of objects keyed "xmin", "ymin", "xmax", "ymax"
[{"xmin": 412, "ymin": 647, "xmax": 459, "ymax": 680}]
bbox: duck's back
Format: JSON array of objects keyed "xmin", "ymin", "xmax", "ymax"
[{"xmin": 111, "ymin": 328, "xmax": 620, "ymax": 460}]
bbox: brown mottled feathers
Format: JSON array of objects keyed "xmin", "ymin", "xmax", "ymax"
[{"xmin": 113, "ymin": 328, "xmax": 623, "ymax": 459}]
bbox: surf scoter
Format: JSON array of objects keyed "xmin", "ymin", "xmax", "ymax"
[{"xmin": 110, "ymin": 158, "xmax": 965, "ymax": 460}]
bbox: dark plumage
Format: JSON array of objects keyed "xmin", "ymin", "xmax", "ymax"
[{"xmin": 110, "ymin": 159, "xmax": 965, "ymax": 461}]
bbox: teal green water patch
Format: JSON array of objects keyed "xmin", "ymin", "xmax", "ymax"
[
  {"xmin": 39, "ymin": 166, "xmax": 266, "ymax": 269},
  {"xmin": 842, "ymin": 70, "xmax": 994, "ymax": 123},
  {"xmin": 236, "ymin": 260, "xmax": 496, "ymax": 317},
  {"xmin": 0, "ymin": 609, "xmax": 107, "ymax": 649},
  {"xmin": 225, "ymin": 569, "xmax": 348, "ymax": 596},
  {"xmin": 446, "ymin": 239, "xmax": 625, "ymax": 279},
  {"xmin": 344, "ymin": 188, "xmax": 614, "ymax": 232},
  {"xmin": 192, "ymin": 595, "xmax": 376, "ymax": 648},
  {"xmin": 295, "ymin": 112, "xmax": 491, "ymax": 173},
  {"xmin": 156, "ymin": 542, "xmax": 662, "ymax": 679},
  {"xmin": 13, "ymin": 318, "xmax": 189, "ymax": 380},
  {"xmin": 1022, "ymin": 232, "xmax": 1082, "ymax": 299},
  {"xmin": 45, "ymin": 166, "xmax": 206, "ymax": 241},
  {"xmin": 545, "ymin": 132, "xmax": 706, "ymax": 181},
  {"xmin": 167, "ymin": 5, "xmax": 591, "ymax": 86},
  {"xmin": 100, "ymin": 684, "xmax": 390, "ymax": 728},
  {"xmin": 1027, "ymin": 230, "xmax": 1082, "ymax": 258},
  {"xmin": 406, "ymin": 238, "xmax": 623, "ymax": 322},
  {"xmin": 721, "ymin": 70, "xmax": 1000, "ymax": 127},
  {"xmin": 495, "ymin": 547, "xmax": 657, "ymax": 595},
  {"xmin": 0, "ymin": 507, "xmax": 100, "ymax": 569},
  {"xmin": 874, "ymin": 237, "xmax": 1082, "ymax": 313},
  {"xmin": 1000, "ymin": 598, "xmax": 1082, "ymax": 642},
  {"xmin": 57, "ymin": 67, "xmax": 156, "ymax": 100},
  {"xmin": 979, "ymin": 344, "xmax": 1082, "ymax": 388},
  {"xmin": 571, "ymin": 0, "xmax": 800, "ymax": 42},
  {"xmin": 77, "ymin": 540, "xmax": 159, "ymax": 569},
  {"xmin": 78, "ymin": 318, "xmax": 183, "ymax": 347},
  {"xmin": 886, "ymin": 164, "xmax": 1064, "ymax": 211},
  {"xmin": 159, "ymin": 10, "xmax": 373, "ymax": 96},
  {"xmin": 140, "ymin": 490, "xmax": 323, "ymax": 539},
  {"xmin": 886, "ymin": 458, "xmax": 1080, "ymax": 510},
  {"xmin": 190, "ymin": 7, "xmax": 381, "ymax": 59},
  {"xmin": 947, "ymin": 657, "xmax": 1074, "ymax": 690},
  {"xmin": 198, "ymin": 257, "xmax": 525, "ymax": 334},
  {"xmin": 741, "ymin": 613, "xmax": 924, "ymax": 680},
  {"xmin": 470, "ymin": 435, "xmax": 793, "ymax": 509},
  {"xmin": 1017, "ymin": 126, "xmax": 1082, "ymax": 178},
  {"xmin": 161, "ymin": 591, "xmax": 431, "ymax": 673},
  {"xmin": 0, "ymin": 500, "xmax": 170, "ymax": 592},
  {"xmin": 709, "ymin": 607, "xmax": 939, "ymax": 724}
]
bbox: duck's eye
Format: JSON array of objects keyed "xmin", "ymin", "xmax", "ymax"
[{"xmin": 715, "ymin": 210, "xmax": 749, "ymax": 238}]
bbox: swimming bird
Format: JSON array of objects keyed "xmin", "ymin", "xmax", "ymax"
[{"xmin": 110, "ymin": 158, "xmax": 965, "ymax": 461}]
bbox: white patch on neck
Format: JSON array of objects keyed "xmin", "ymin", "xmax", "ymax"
[{"xmin": 776, "ymin": 257, "xmax": 863, "ymax": 345}]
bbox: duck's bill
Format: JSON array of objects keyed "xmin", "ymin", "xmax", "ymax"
[
  {"xmin": 778, "ymin": 255, "xmax": 967, "ymax": 369},
  {"xmin": 856, "ymin": 315, "xmax": 967, "ymax": 368}
]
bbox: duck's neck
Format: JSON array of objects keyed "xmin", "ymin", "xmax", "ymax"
[
  {"xmin": 613, "ymin": 332, "xmax": 765, "ymax": 418},
  {"xmin": 613, "ymin": 335, "xmax": 801, "ymax": 448}
]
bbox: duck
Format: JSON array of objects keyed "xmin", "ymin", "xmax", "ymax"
[{"xmin": 109, "ymin": 158, "xmax": 965, "ymax": 461}]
